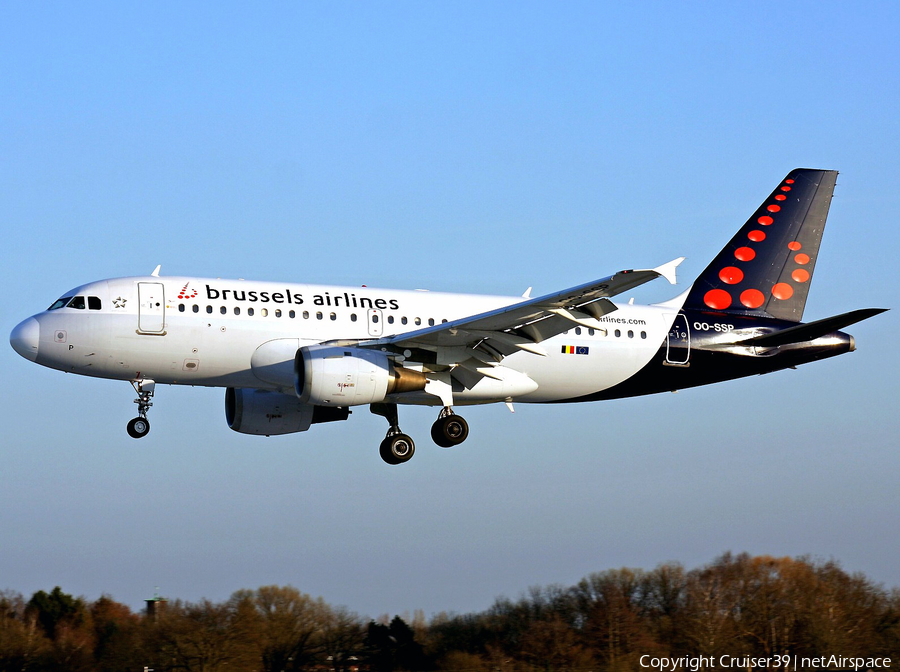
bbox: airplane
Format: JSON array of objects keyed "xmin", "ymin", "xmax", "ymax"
[{"xmin": 10, "ymin": 169, "xmax": 886, "ymax": 465}]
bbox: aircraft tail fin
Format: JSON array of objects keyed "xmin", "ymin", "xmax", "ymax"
[{"xmin": 684, "ymin": 169, "xmax": 838, "ymax": 322}]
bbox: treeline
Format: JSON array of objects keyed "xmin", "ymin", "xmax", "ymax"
[{"xmin": 1, "ymin": 553, "xmax": 898, "ymax": 671}]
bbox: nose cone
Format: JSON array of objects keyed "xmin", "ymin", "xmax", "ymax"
[{"xmin": 10, "ymin": 317, "xmax": 40, "ymax": 362}]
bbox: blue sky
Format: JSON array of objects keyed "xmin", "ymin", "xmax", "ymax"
[{"xmin": 2, "ymin": 2, "xmax": 898, "ymax": 617}]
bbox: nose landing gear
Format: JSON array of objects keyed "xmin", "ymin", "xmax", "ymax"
[
  {"xmin": 127, "ymin": 416, "xmax": 150, "ymax": 439},
  {"xmin": 127, "ymin": 379, "xmax": 155, "ymax": 439}
]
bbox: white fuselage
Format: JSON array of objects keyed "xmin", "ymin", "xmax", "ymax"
[{"xmin": 20, "ymin": 275, "xmax": 681, "ymax": 405}]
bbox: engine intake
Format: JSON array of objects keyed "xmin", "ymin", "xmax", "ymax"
[{"xmin": 295, "ymin": 345, "xmax": 426, "ymax": 406}]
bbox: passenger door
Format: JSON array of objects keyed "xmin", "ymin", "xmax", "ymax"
[
  {"xmin": 138, "ymin": 282, "xmax": 166, "ymax": 334},
  {"xmin": 665, "ymin": 313, "xmax": 690, "ymax": 365}
]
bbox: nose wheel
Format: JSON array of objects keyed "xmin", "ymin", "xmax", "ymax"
[
  {"xmin": 431, "ymin": 408, "xmax": 469, "ymax": 448},
  {"xmin": 127, "ymin": 416, "xmax": 151, "ymax": 439},
  {"xmin": 127, "ymin": 379, "xmax": 155, "ymax": 439}
]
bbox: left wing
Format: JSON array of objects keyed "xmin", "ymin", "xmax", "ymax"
[{"xmin": 352, "ymin": 258, "xmax": 683, "ymax": 381}]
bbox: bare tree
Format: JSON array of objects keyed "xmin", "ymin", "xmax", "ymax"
[
  {"xmin": 238, "ymin": 585, "xmax": 331, "ymax": 671},
  {"xmin": 0, "ymin": 590, "xmax": 50, "ymax": 670},
  {"xmin": 320, "ymin": 606, "xmax": 366, "ymax": 672},
  {"xmin": 149, "ymin": 598, "xmax": 254, "ymax": 672}
]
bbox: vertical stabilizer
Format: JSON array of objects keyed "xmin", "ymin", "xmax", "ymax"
[{"xmin": 684, "ymin": 169, "xmax": 837, "ymax": 322}]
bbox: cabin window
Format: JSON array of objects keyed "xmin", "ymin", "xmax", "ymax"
[
  {"xmin": 67, "ymin": 296, "xmax": 86, "ymax": 310},
  {"xmin": 275, "ymin": 309, "xmax": 282, "ymax": 318},
  {"xmin": 588, "ymin": 328, "xmax": 595, "ymax": 336},
  {"xmin": 387, "ymin": 315, "xmax": 394, "ymax": 324},
  {"xmin": 401, "ymin": 316, "xmax": 408, "ymax": 325},
  {"xmin": 628, "ymin": 330, "xmax": 634, "ymax": 338},
  {"xmin": 372, "ymin": 314, "xmax": 379, "ymax": 323},
  {"xmin": 303, "ymin": 311, "xmax": 309, "ymax": 319},
  {"xmin": 234, "ymin": 307, "xmax": 240, "ymax": 315},
  {"xmin": 206, "ymin": 306, "xmax": 213, "ymax": 314},
  {"xmin": 248, "ymin": 307, "xmax": 254, "ymax": 316},
  {"xmin": 48, "ymin": 296, "xmax": 73, "ymax": 311},
  {"xmin": 289, "ymin": 310, "xmax": 296, "ymax": 318},
  {"xmin": 351, "ymin": 313, "xmax": 358, "ymax": 322},
  {"xmin": 261, "ymin": 308, "xmax": 268, "ymax": 317},
  {"xmin": 192, "ymin": 305, "xmax": 199, "ymax": 313},
  {"xmin": 179, "ymin": 304, "xmax": 186, "ymax": 313},
  {"xmin": 316, "ymin": 312, "xmax": 323, "ymax": 320},
  {"xmin": 615, "ymin": 329, "xmax": 621, "ymax": 338},
  {"xmin": 428, "ymin": 318, "xmax": 435, "ymax": 326},
  {"xmin": 575, "ymin": 327, "xmax": 582, "ymax": 335},
  {"xmin": 88, "ymin": 296, "xmax": 101, "ymax": 310},
  {"xmin": 220, "ymin": 306, "xmax": 226, "ymax": 315},
  {"xmin": 414, "ymin": 317, "xmax": 421, "ymax": 325},
  {"xmin": 329, "ymin": 312, "xmax": 336, "ymax": 321}
]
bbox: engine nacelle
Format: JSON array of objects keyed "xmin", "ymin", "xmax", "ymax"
[
  {"xmin": 225, "ymin": 388, "xmax": 349, "ymax": 436},
  {"xmin": 295, "ymin": 345, "xmax": 426, "ymax": 407}
]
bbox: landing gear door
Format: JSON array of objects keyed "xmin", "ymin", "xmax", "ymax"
[
  {"xmin": 665, "ymin": 313, "xmax": 690, "ymax": 365},
  {"xmin": 367, "ymin": 309, "xmax": 383, "ymax": 337},
  {"xmin": 138, "ymin": 282, "xmax": 166, "ymax": 334}
]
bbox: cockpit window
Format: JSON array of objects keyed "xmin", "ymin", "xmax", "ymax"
[
  {"xmin": 48, "ymin": 296, "xmax": 74, "ymax": 311},
  {"xmin": 67, "ymin": 296, "xmax": 86, "ymax": 309},
  {"xmin": 88, "ymin": 296, "xmax": 101, "ymax": 310}
]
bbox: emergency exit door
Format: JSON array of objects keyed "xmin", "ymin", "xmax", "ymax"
[{"xmin": 367, "ymin": 309, "xmax": 383, "ymax": 337}]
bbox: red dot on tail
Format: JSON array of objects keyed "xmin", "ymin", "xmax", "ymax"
[
  {"xmin": 772, "ymin": 283, "xmax": 794, "ymax": 300},
  {"xmin": 748, "ymin": 230, "xmax": 766, "ymax": 242},
  {"xmin": 704, "ymin": 289, "xmax": 732, "ymax": 310},
  {"xmin": 788, "ymin": 241, "xmax": 801, "ymax": 250},
  {"xmin": 792, "ymin": 269, "xmax": 810, "ymax": 283},
  {"xmin": 780, "ymin": 186, "xmax": 791, "ymax": 192},
  {"xmin": 757, "ymin": 216, "xmax": 773, "ymax": 225},
  {"xmin": 767, "ymin": 204, "xmax": 781, "ymax": 213},
  {"xmin": 735, "ymin": 246, "xmax": 756, "ymax": 261},
  {"xmin": 775, "ymin": 194, "xmax": 786, "ymax": 201},
  {"xmin": 740, "ymin": 289, "xmax": 765, "ymax": 309},
  {"xmin": 785, "ymin": 179, "xmax": 795, "ymax": 184},
  {"xmin": 795, "ymin": 253, "xmax": 810, "ymax": 264},
  {"xmin": 719, "ymin": 266, "xmax": 744, "ymax": 284}
]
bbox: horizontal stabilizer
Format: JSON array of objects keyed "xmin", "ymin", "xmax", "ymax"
[{"xmin": 736, "ymin": 308, "xmax": 887, "ymax": 348}]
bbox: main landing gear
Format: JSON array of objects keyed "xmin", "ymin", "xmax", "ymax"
[
  {"xmin": 370, "ymin": 403, "xmax": 469, "ymax": 465},
  {"xmin": 127, "ymin": 379, "xmax": 155, "ymax": 439},
  {"xmin": 370, "ymin": 403, "xmax": 415, "ymax": 465},
  {"xmin": 431, "ymin": 407, "xmax": 469, "ymax": 448}
]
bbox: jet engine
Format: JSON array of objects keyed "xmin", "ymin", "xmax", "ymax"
[
  {"xmin": 225, "ymin": 387, "xmax": 348, "ymax": 436},
  {"xmin": 295, "ymin": 345, "xmax": 426, "ymax": 406}
]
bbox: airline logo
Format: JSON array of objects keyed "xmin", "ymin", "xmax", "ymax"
[
  {"xmin": 561, "ymin": 345, "xmax": 589, "ymax": 355},
  {"xmin": 178, "ymin": 283, "xmax": 199, "ymax": 300}
]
